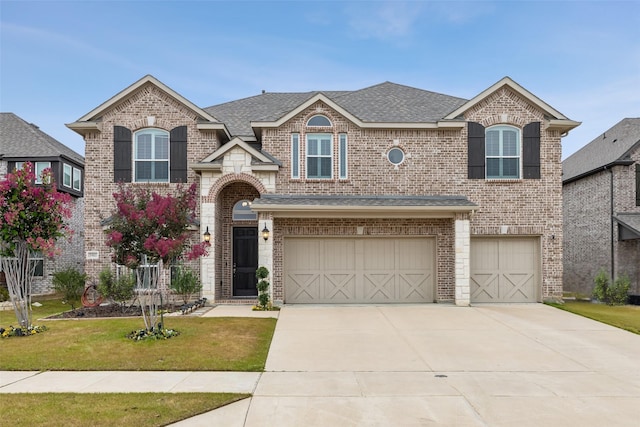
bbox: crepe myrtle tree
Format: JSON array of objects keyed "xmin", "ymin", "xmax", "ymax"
[
  {"xmin": 0, "ymin": 163, "xmax": 72, "ymax": 329},
  {"xmin": 105, "ymin": 182, "xmax": 207, "ymax": 334}
]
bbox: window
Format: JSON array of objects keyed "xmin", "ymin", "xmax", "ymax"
[
  {"xmin": 233, "ymin": 200, "xmax": 258, "ymax": 221},
  {"xmin": 134, "ymin": 129, "xmax": 169, "ymax": 182},
  {"xmin": 486, "ymin": 126, "xmax": 520, "ymax": 179},
  {"xmin": 15, "ymin": 161, "xmax": 51, "ymax": 184},
  {"xmin": 31, "ymin": 252, "xmax": 44, "ymax": 277},
  {"xmin": 136, "ymin": 255, "xmax": 159, "ymax": 289},
  {"xmin": 339, "ymin": 134, "xmax": 348, "ymax": 179},
  {"xmin": 291, "ymin": 133, "xmax": 300, "ymax": 179},
  {"xmin": 307, "ymin": 115, "xmax": 331, "ymax": 127},
  {"xmin": 73, "ymin": 167, "xmax": 82, "ymax": 191},
  {"xmin": 306, "ymin": 134, "xmax": 333, "ymax": 179},
  {"xmin": 387, "ymin": 148, "xmax": 405, "ymax": 165},
  {"xmin": 63, "ymin": 164, "xmax": 72, "ymax": 187}
]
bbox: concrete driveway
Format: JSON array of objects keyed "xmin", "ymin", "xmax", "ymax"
[{"xmin": 191, "ymin": 304, "xmax": 640, "ymax": 426}]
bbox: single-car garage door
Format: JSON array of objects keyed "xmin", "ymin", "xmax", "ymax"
[
  {"xmin": 470, "ymin": 237, "xmax": 540, "ymax": 303},
  {"xmin": 284, "ymin": 237, "xmax": 435, "ymax": 303}
]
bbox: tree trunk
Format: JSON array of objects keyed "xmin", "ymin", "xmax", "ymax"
[{"xmin": 1, "ymin": 240, "xmax": 34, "ymax": 328}]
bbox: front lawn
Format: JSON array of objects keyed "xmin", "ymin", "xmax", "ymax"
[
  {"xmin": 547, "ymin": 300, "xmax": 640, "ymax": 334},
  {"xmin": 0, "ymin": 298, "xmax": 276, "ymax": 371},
  {"xmin": 3, "ymin": 392, "xmax": 248, "ymax": 427}
]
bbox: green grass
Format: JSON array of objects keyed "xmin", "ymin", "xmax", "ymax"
[
  {"xmin": 0, "ymin": 392, "xmax": 249, "ymax": 427},
  {"xmin": 0, "ymin": 298, "xmax": 276, "ymax": 371},
  {"xmin": 547, "ymin": 300, "xmax": 640, "ymax": 334}
]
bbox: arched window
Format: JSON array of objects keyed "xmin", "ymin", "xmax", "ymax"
[
  {"xmin": 233, "ymin": 200, "xmax": 258, "ymax": 221},
  {"xmin": 485, "ymin": 125, "xmax": 521, "ymax": 179},
  {"xmin": 134, "ymin": 128, "xmax": 169, "ymax": 182},
  {"xmin": 307, "ymin": 115, "xmax": 332, "ymax": 127}
]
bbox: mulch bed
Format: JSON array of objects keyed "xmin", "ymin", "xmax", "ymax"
[{"xmin": 48, "ymin": 305, "xmax": 146, "ymax": 319}]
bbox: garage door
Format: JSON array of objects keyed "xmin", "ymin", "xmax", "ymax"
[
  {"xmin": 470, "ymin": 237, "xmax": 540, "ymax": 303},
  {"xmin": 284, "ymin": 237, "xmax": 435, "ymax": 303}
]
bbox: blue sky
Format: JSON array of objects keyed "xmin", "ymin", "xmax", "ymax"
[{"xmin": 1, "ymin": 0, "xmax": 638, "ymax": 159}]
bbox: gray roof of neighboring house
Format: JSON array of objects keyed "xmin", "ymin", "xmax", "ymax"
[
  {"xmin": 0, "ymin": 113, "xmax": 84, "ymax": 164},
  {"xmin": 252, "ymin": 194, "xmax": 477, "ymax": 208},
  {"xmin": 615, "ymin": 213, "xmax": 640, "ymax": 240},
  {"xmin": 204, "ymin": 82, "xmax": 468, "ymax": 138},
  {"xmin": 562, "ymin": 118, "xmax": 640, "ymax": 183}
]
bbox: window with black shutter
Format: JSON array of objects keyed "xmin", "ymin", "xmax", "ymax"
[
  {"xmin": 113, "ymin": 126, "xmax": 132, "ymax": 182},
  {"xmin": 523, "ymin": 122, "xmax": 541, "ymax": 179},
  {"xmin": 170, "ymin": 126, "xmax": 188, "ymax": 183},
  {"xmin": 468, "ymin": 122, "xmax": 485, "ymax": 179}
]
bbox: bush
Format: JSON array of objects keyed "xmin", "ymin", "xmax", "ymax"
[
  {"xmin": 98, "ymin": 268, "xmax": 135, "ymax": 310},
  {"xmin": 592, "ymin": 268, "xmax": 630, "ymax": 306},
  {"xmin": 0, "ymin": 286, "xmax": 9, "ymax": 302},
  {"xmin": 52, "ymin": 267, "xmax": 87, "ymax": 310},
  {"xmin": 169, "ymin": 266, "xmax": 202, "ymax": 304},
  {"xmin": 255, "ymin": 266, "xmax": 271, "ymax": 310}
]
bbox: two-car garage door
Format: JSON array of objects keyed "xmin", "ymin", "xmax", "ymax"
[{"xmin": 284, "ymin": 237, "xmax": 435, "ymax": 303}]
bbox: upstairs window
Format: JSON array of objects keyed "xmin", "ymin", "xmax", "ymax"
[
  {"xmin": 486, "ymin": 126, "xmax": 520, "ymax": 179},
  {"xmin": 15, "ymin": 161, "xmax": 51, "ymax": 184},
  {"xmin": 134, "ymin": 129, "xmax": 169, "ymax": 182},
  {"xmin": 63, "ymin": 164, "xmax": 72, "ymax": 188},
  {"xmin": 291, "ymin": 133, "xmax": 300, "ymax": 179},
  {"xmin": 307, "ymin": 115, "xmax": 331, "ymax": 127},
  {"xmin": 73, "ymin": 167, "xmax": 82, "ymax": 191},
  {"xmin": 306, "ymin": 134, "xmax": 333, "ymax": 179}
]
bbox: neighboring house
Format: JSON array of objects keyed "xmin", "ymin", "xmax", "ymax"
[
  {"xmin": 67, "ymin": 75, "xmax": 578, "ymax": 306},
  {"xmin": 0, "ymin": 112, "xmax": 85, "ymax": 294},
  {"xmin": 563, "ymin": 118, "xmax": 640, "ymax": 296}
]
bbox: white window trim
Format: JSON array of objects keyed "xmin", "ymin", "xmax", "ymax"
[
  {"xmin": 63, "ymin": 164, "xmax": 72, "ymax": 188},
  {"xmin": 72, "ymin": 167, "xmax": 82, "ymax": 191},
  {"xmin": 291, "ymin": 133, "xmax": 300, "ymax": 179},
  {"xmin": 485, "ymin": 125, "xmax": 522, "ymax": 180},
  {"xmin": 306, "ymin": 115, "xmax": 332, "ymax": 127},
  {"xmin": 306, "ymin": 133, "xmax": 333, "ymax": 179},
  {"xmin": 133, "ymin": 128, "xmax": 170, "ymax": 183}
]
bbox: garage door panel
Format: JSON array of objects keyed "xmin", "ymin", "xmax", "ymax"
[
  {"xmin": 471, "ymin": 238, "xmax": 539, "ymax": 303},
  {"xmin": 285, "ymin": 237, "xmax": 434, "ymax": 304}
]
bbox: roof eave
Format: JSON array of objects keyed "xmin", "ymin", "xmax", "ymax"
[
  {"xmin": 547, "ymin": 119, "xmax": 581, "ymax": 133},
  {"xmin": 562, "ymin": 159, "xmax": 636, "ymax": 184},
  {"xmin": 66, "ymin": 121, "xmax": 100, "ymax": 136},
  {"xmin": 250, "ymin": 204, "xmax": 476, "ymax": 219}
]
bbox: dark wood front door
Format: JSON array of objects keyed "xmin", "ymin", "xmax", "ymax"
[{"xmin": 233, "ymin": 227, "xmax": 258, "ymax": 297}]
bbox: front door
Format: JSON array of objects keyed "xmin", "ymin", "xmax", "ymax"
[{"xmin": 233, "ymin": 227, "xmax": 258, "ymax": 297}]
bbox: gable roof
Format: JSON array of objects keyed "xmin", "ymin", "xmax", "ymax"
[
  {"xmin": 66, "ymin": 75, "xmax": 230, "ymax": 139},
  {"xmin": 444, "ymin": 77, "xmax": 580, "ymax": 133},
  {"xmin": 562, "ymin": 118, "xmax": 640, "ymax": 183},
  {"xmin": 205, "ymin": 82, "xmax": 468, "ymax": 137},
  {"xmin": 0, "ymin": 112, "xmax": 84, "ymax": 164}
]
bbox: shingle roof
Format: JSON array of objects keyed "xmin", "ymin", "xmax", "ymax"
[
  {"xmin": 562, "ymin": 118, "xmax": 640, "ymax": 183},
  {"xmin": 204, "ymin": 82, "xmax": 467, "ymax": 138},
  {"xmin": 615, "ymin": 213, "xmax": 640, "ymax": 240},
  {"xmin": 0, "ymin": 113, "xmax": 84, "ymax": 164}
]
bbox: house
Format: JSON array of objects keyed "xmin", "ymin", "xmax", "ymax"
[
  {"xmin": 563, "ymin": 118, "xmax": 640, "ymax": 296},
  {"xmin": 67, "ymin": 75, "xmax": 578, "ymax": 306},
  {"xmin": 0, "ymin": 112, "xmax": 85, "ymax": 294}
]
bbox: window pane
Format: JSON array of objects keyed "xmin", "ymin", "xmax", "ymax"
[
  {"xmin": 502, "ymin": 158, "xmax": 519, "ymax": 177},
  {"xmin": 155, "ymin": 138, "xmax": 168, "ymax": 159},
  {"xmin": 307, "ymin": 158, "xmax": 319, "ymax": 177},
  {"xmin": 292, "ymin": 134, "xmax": 299, "ymax": 178},
  {"xmin": 308, "ymin": 139, "xmax": 318, "ymax": 155},
  {"xmin": 31, "ymin": 260, "xmax": 44, "ymax": 277},
  {"xmin": 153, "ymin": 162, "xmax": 169, "ymax": 180},
  {"xmin": 73, "ymin": 168, "xmax": 81, "ymax": 190},
  {"xmin": 63, "ymin": 164, "xmax": 72, "ymax": 187},
  {"xmin": 307, "ymin": 115, "xmax": 331, "ymax": 126},
  {"xmin": 503, "ymin": 130, "xmax": 518, "ymax": 156},
  {"xmin": 137, "ymin": 133, "xmax": 152, "ymax": 144},
  {"xmin": 487, "ymin": 158, "xmax": 500, "ymax": 178},
  {"xmin": 137, "ymin": 140, "xmax": 152, "ymax": 159},
  {"xmin": 136, "ymin": 162, "xmax": 152, "ymax": 180},
  {"xmin": 320, "ymin": 157, "xmax": 332, "ymax": 178},
  {"xmin": 339, "ymin": 134, "xmax": 347, "ymax": 179},
  {"xmin": 320, "ymin": 138, "xmax": 331, "ymax": 155},
  {"xmin": 486, "ymin": 130, "xmax": 500, "ymax": 156}
]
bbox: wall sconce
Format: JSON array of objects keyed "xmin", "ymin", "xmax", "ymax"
[
  {"xmin": 262, "ymin": 223, "xmax": 270, "ymax": 241},
  {"xmin": 203, "ymin": 226, "xmax": 211, "ymax": 244}
]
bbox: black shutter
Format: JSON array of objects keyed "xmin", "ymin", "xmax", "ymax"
[
  {"xmin": 468, "ymin": 122, "xmax": 485, "ymax": 179},
  {"xmin": 170, "ymin": 126, "xmax": 188, "ymax": 183},
  {"xmin": 523, "ymin": 122, "xmax": 541, "ymax": 179},
  {"xmin": 113, "ymin": 126, "xmax": 132, "ymax": 182},
  {"xmin": 636, "ymin": 164, "xmax": 640, "ymax": 206}
]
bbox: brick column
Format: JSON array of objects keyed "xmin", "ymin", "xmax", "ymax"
[
  {"xmin": 455, "ymin": 218, "xmax": 471, "ymax": 306},
  {"xmin": 200, "ymin": 202, "xmax": 216, "ymax": 301},
  {"xmin": 258, "ymin": 217, "xmax": 274, "ymax": 301}
]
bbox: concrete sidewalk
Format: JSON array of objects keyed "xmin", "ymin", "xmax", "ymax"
[{"xmin": 2, "ymin": 304, "xmax": 640, "ymax": 426}]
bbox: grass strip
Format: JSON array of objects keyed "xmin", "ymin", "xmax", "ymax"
[
  {"xmin": 0, "ymin": 392, "xmax": 249, "ymax": 427},
  {"xmin": 547, "ymin": 301, "xmax": 640, "ymax": 334}
]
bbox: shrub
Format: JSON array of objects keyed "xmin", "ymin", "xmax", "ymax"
[
  {"xmin": 0, "ymin": 286, "xmax": 9, "ymax": 302},
  {"xmin": 52, "ymin": 267, "xmax": 87, "ymax": 310},
  {"xmin": 255, "ymin": 266, "xmax": 271, "ymax": 310},
  {"xmin": 98, "ymin": 268, "xmax": 135, "ymax": 310},
  {"xmin": 592, "ymin": 268, "xmax": 630, "ymax": 306},
  {"xmin": 169, "ymin": 266, "xmax": 202, "ymax": 304}
]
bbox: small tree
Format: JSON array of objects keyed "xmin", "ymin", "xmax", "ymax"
[
  {"xmin": 592, "ymin": 268, "xmax": 630, "ymax": 306},
  {"xmin": 0, "ymin": 163, "xmax": 71, "ymax": 329},
  {"xmin": 169, "ymin": 266, "xmax": 202, "ymax": 304},
  {"xmin": 255, "ymin": 266, "xmax": 271, "ymax": 310},
  {"xmin": 98, "ymin": 268, "xmax": 135, "ymax": 313},
  {"xmin": 52, "ymin": 267, "xmax": 87, "ymax": 310},
  {"xmin": 105, "ymin": 183, "xmax": 207, "ymax": 335}
]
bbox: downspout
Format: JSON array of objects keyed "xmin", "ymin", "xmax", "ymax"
[{"xmin": 608, "ymin": 166, "xmax": 615, "ymax": 282}]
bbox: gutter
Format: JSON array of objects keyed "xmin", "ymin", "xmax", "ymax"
[{"xmin": 562, "ymin": 159, "xmax": 635, "ymax": 185}]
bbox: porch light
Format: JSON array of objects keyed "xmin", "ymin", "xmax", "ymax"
[
  {"xmin": 203, "ymin": 226, "xmax": 211, "ymax": 244},
  {"xmin": 262, "ymin": 223, "xmax": 270, "ymax": 241}
]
